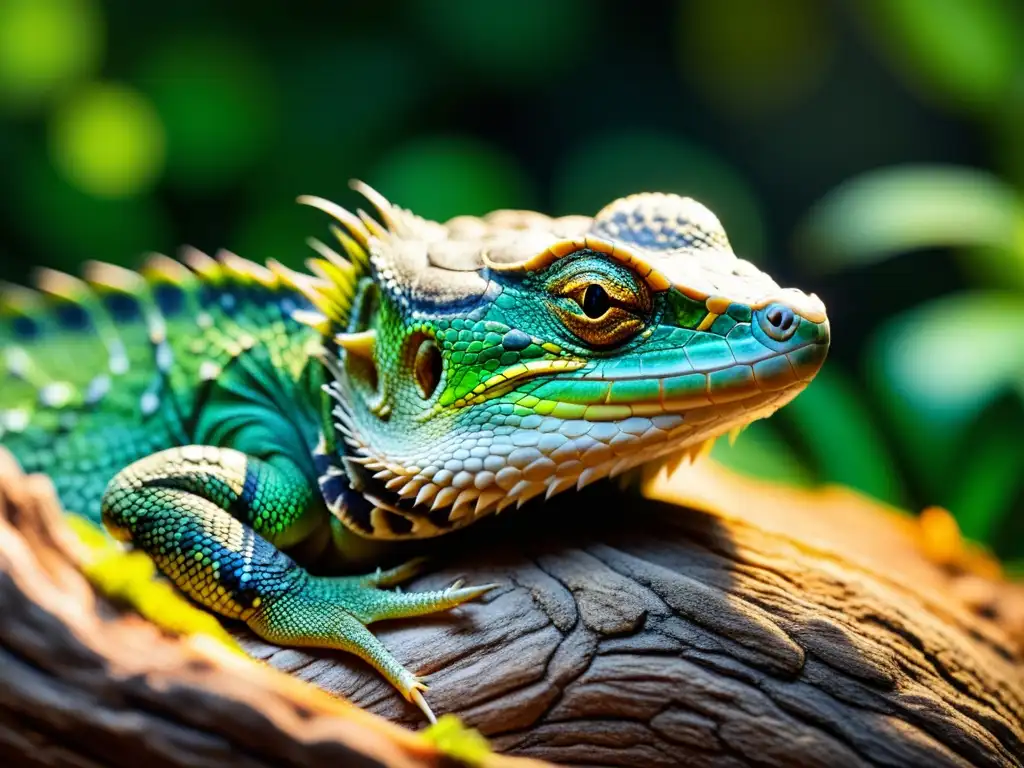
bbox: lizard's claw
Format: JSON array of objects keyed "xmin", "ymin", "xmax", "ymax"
[
  {"xmin": 409, "ymin": 684, "xmax": 437, "ymax": 725},
  {"xmin": 445, "ymin": 581, "xmax": 500, "ymax": 605},
  {"xmin": 251, "ymin": 571, "xmax": 498, "ymax": 722}
]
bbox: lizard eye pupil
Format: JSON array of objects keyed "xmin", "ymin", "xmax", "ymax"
[{"xmin": 581, "ymin": 284, "xmax": 610, "ymax": 319}]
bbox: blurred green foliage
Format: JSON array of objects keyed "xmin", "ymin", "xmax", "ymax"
[
  {"xmin": 140, "ymin": 36, "xmax": 277, "ymax": 193},
  {"xmin": 0, "ymin": 0, "xmax": 1021, "ymax": 566}
]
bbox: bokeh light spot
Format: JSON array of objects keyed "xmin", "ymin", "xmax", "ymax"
[
  {"xmin": 49, "ymin": 82, "xmax": 165, "ymax": 198},
  {"xmin": 0, "ymin": 0, "xmax": 102, "ymax": 113},
  {"xmin": 368, "ymin": 136, "xmax": 533, "ymax": 221}
]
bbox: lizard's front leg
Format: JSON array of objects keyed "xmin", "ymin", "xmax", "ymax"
[{"xmin": 101, "ymin": 445, "xmax": 493, "ymax": 721}]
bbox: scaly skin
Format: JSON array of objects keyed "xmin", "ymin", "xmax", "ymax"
[{"xmin": 0, "ymin": 183, "xmax": 829, "ymax": 721}]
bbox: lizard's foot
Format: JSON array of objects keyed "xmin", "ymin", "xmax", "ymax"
[
  {"xmin": 101, "ymin": 448, "xmax": 497, "ymax": 721},
  {"xmin": 249, "ymin": 563, "xmax": 498, "ymax": 723}
]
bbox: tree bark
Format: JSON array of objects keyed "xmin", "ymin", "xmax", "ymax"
[
  {"xmin": 0, "ymin": 447, "xmax": 1021, "ymax": 767},
  {"xmin": 0, "ymin": 450, "xmax": 540, "ymax": 768}
]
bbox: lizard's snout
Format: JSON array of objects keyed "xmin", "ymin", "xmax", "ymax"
[
  {"xmin": 757, "ymin": 303, "xmax": 798, "ymax": 342},
  {"xmin": 751, "ymin": 303, "xmax": 829, "ymax": 386}
]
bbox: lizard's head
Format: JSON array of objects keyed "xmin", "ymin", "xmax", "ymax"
[{"xmin": 284, "ymin": 182, "xmax": 828, "ymax": 540}]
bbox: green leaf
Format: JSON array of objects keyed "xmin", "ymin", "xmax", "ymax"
[
  {"xmin": 870, "ymin": 292, "xmax": 1024, "ymax": 419},
  {"xmin": 941, "ymin": 395, "xmax": 1024, "ymax": 547},
  {"xmin": 854, "ymin": 0, "xmax": 1019, "ymax": 113},
  {"xmin": 782, "ymin": 365, "xmax": 907, "ymax": 506},
  {"xmin": 710, "ymin": 419, "xmax": 814, "ymax": 488},
  {"xmin": 866, "ymin": 291, "xmax": 1024, "ymax": 496},
  {"xmin": 796, "ymin": 165, "xmax": 1024, "ymax": 286}
]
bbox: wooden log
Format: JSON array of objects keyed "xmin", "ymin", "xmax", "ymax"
[
  {"xmin": 0, "ymin": 449, "xmax": 543, "ymax": 768},
  {"xmin": 241, "ymin": 465, "xmax": 1024, "ymax": 768},
  {"xmin": 0, "ymin": 445, "xmax": 1021, "ymax": 767}
]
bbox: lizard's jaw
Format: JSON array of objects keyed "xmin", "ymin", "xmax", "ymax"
[{"xmin": 315, "ymin": 320, "xmax": 828, "ymax": 541}]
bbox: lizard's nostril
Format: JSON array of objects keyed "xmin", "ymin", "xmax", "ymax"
[
  {"xmin": 759, "ymin": 304, "xmax": 798, "ymax": 341},
  {"xmin": 767, "ymin": 307, "xmax": 792, "ymax": 331}
]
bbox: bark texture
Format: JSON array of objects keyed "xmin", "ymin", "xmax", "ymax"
[
  {"xmin": 0, "ymin": 446, "xmax": 1022, "ymax": 767},
  {"xmin": 0, "ymin": 450, "xmax": 540, "ymax": 768}
]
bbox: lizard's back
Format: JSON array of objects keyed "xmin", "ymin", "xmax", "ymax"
[{"xmin": 0, "ymin": 251, "xmax": 322, "ymax": 523}]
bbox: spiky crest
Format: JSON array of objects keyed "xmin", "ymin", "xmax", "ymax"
[{"xmin": 281, "ymin": 180, "xmax": 396, "ymax": 333}]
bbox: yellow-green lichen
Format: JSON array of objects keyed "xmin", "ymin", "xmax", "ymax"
[
  {"xmin": 66, "ymin": 515, "xmax": 243, "ymax": 653},
  {"xmin": 422, "ymin": 714, "xmax": 492, "ymax": 765}
]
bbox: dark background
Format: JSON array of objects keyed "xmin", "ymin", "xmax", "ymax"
[{"xmin": 1, "ymin": 0, "xmax": 1022, "ymax": 565}]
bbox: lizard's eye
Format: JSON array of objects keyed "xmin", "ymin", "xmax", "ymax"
[
  {"xmin": 580, "ymin": 284, "xmax": 610, "ymax": 319},
  {"xmin": 552, "ymin": 272, "xmax": 651, "ymax": 348}
]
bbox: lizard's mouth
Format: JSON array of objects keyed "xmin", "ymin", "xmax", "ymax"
[{"xmin": 314, "ymin": 319, "xmax": 828, "ymax": 542}]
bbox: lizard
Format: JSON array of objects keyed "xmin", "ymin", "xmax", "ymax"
[{"xmin": 0, "ymin": 182, "xmax": 830, "ymax": 721}]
